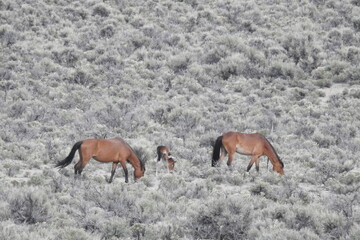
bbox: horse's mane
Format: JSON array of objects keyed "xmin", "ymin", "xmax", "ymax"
[
  {"xmin": 115, "ymin": 137, "xmax": 146, "ymax": 171},
  {"xmin": 138, "ymin": 156, "xmax": 145, "ymax": 171},
  {"xmin": 128, "ymin": 144, "xmax": 146, "ymax": 171},
  {"xmin": 264, "ymin": 137, "xmax": 284, "ymax": 168}
]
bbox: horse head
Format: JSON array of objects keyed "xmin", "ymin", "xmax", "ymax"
[
  {"xmin": 134, "ymin": 167, "xmax": 145, "ymax": 179},
  {"xmin": 134, "ymin": 159, "xmax": 146, "ymax": 179},
  {"xmin": 273, "ymin": 161, "xmax": 284, "ymax": 175},
  {"xmin": 168, "ymin": 157, "xmax": 176, "ymax": 172}
]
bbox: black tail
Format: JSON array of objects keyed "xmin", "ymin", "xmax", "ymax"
[
  {"xmin": 212, "ymin": 136, "xmax": 223, "ymax": 167},
  {"xmin": 55, "ymin": 141, "xmax": 83, "ymax": 168}
]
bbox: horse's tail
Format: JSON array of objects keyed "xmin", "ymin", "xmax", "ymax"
[
  {"xmin": 212, "ymin": 136, "xmax": 223, "ymax": 167},
  {"xmin": 56, "ymin": 141, "xmax": 83, "ymax": 168}
]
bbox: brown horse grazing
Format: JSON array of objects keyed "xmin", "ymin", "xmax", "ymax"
[
  {"xmin": 157, "ymin": 145, "xmax": 176, "ymax": 172},
  {"xmin": 56, "ymin": 138, "xmax": 145, "ymax": 183},
  {"xmin": 212, "ymin": 132, "xmax": 284, "ymax": 175}
]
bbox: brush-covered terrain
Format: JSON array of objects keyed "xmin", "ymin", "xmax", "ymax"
[{"xmin": 1, "ymin": 0, "xmax": 360, "ymax": 239}]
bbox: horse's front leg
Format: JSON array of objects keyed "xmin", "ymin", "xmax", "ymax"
[
  {"xmin": 120, "ymin": 161, "xmax": 129, "ymax": 183},
  {"xmin": 247, "ymin": 155, "xmax": 259, "ymax": 172},
  {"xmin": 255, "ymin": 157, "xmax": 260, "ymax": 172},
  {"xmin": 108, "ymin": 162, "xmax": 118, "ymax": 183},
  {"xmin": 163, "ymin": 159, "xmax": 169, "ymax": 173}
]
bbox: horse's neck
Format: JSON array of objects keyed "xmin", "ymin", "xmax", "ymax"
[
  {"xmin": 128, "ymin": 153, "xmax": 142, "ymax": 170},
  {"xmin": 264, "ymin": 145, "xmax": 281, "ymax": 167}
]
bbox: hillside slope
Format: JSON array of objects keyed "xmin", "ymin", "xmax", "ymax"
[{"xmin": 1, "ymin": 0, "xmax": 360, "ymax": 239}]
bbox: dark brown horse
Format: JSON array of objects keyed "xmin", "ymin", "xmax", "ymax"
[
  {"xmin": 157, "ymin": 145, "xmax": 176, "ymax": 172},
  {"xmin": 56, "ymin": 137, "xmax": 145, "ymax": 183},
  {"xmin": 212, "ymin": 131, "xmax": 284, "ymax": 175}
]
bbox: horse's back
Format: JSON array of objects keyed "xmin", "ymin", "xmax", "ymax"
[
  {"xmin": 222, "ymin": 131, "xmax": 239, "ymax": 144},
  {"xmin": 82, "ymin": 138, "xmax": 131, "ymax": 162},
  {"xmin": 222, "ymin": 132, "xmax": 267, "ymax": 154},
  {"xmin": 107, "ymin": 138, "xmax": 132, "ymax": 153}
]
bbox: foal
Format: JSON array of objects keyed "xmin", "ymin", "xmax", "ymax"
[{"xmin": 157, "ymin": 145, "xmax": 176, "ymax": 172}]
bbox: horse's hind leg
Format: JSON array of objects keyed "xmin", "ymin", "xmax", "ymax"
[
  {"xmin": 74, "ymin": 154, "xmax": 82, "ymax": 174},
  {"xmin": 74, "ymin": 150, "xmax": 90, "ymax": 175},
  {"xmin": 74, "ymin": 160, "xmax": 84, "ymax": 175},
  {"xmin": 226, "ymin": 151, "xmax": 235, "ymax": 167},
  {"xmin": 108, "ymin": 162, "xmax": 118, "ymax": 183}
]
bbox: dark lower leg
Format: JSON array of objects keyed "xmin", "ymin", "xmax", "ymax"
[
  {"xmin": 74, "ymin": 163, "xmax": 83, "ymax": 175},
  {"xmin": 123, "ymin": 167, "xmax": 128, "ymax": 183},
  {"xmin": 247, "ymin": 156, "xmax": 259, "ymax": 172},
  {"xmin": 247, "ymin": 163, "xmax": 253, "ymax": 172},
  {"xmin": 256, "ymin": 158, "xmax": 260, "ymax": 172},
  {"xmin": 120, "ymin": 162, "xmax": 128, "ymax": 183},
  {"xmin": 108, "ymin": 163, "xmax": 118, "ymax": 183}
]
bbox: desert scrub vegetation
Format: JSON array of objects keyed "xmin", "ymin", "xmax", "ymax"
[{"xmin": 1, "ymin": 0, "xmax": 360, "ymax": 239}]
